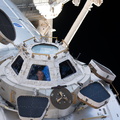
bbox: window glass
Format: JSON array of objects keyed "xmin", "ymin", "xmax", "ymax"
[
  {"xmin": 27, "ymin": 64, "xmax": 51, "ymax": 81},
  {"xmin": 32, "ymin": 44, "xmax": 58, "ymax": 54},
  {"xmin": 11, "ymin": 55, "xmax": 24, "ymax": 75},
  {"xmin": 59, "ymin": 60, "xmax": 76, "ymax": 79}
]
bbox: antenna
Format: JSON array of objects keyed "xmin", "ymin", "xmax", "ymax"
[{"xmin": 76, "ymin": 52, "xmax": 81, "ymax": 60}]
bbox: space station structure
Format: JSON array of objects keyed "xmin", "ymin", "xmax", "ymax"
[
  {"xmin": 11, "ymin": 0, "xmax": 81, "ymax": 19},
  {"xmin": 10, "ymin": 0, "xmax": 80, "ymax": 40},
  {"xmin": 0, "ymin": 35, "xmax": 116, "ymax": 119},
  {"xmin": 0, "ymin": 0, "xmax": 120, "ymax": 120}
]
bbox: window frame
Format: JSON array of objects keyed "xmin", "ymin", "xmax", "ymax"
[
  {"xmin": 27, "ymin": 64, "xmax": 51, "ymax": 81},
  {"xmin": 11, "ymin": 55, "xmax": 24, "ymax": 75},
  {"xmin": 59, "ymin": 59, "xmax": 76, "ymax": 79}
]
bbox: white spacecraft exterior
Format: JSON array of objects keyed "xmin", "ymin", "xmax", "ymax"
[{"xmin": 0, "ymin": 0, "xmax": 120, "ymax": 120}]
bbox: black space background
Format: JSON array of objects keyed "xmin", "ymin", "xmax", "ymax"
[{"xmin": 53, "ymin": 0, "xmax": 120, "ymax": 94}]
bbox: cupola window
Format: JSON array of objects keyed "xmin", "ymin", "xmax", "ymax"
[
  {"xmin": 11, "ymin": 55, "xmax": 24, "ymax": 75},
  {"xmin": 59, "ymin": 60, "xmax": 76, "ymax": 79},
  {"xmin": 27, "ymin": 64, "xmax": 51, "ymax": 81}
]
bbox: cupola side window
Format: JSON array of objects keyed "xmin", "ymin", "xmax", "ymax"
[
  {"xmin": 59, "ymin": 60, "xmax": 76, "ymax": 79},
  {"xmin": 11, "ymin": 55, "xmax": 24, "ymax": 75}
]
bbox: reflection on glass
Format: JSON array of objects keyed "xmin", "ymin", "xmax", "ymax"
[
  {"xmin": 11, "ymin": 55, "xmax": 24, "ymax": 75},
  {"xmin": 32, "ymin": 44, "xmax": 58, "ymax": 54},
  {"xmin": 59, "ymin": 60, "xmax": 76, "ymax": 79},
  {"xmin": 27, "ymin": 64, "xmax": 51, "ymax": 81}
]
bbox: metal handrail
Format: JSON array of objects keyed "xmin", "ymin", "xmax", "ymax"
[
  {"xmin": 81, "ymin": 115, "xmax": 107, "ymax": 120},
  {"xmin": 62, "ymin": 40, "xmax": 68, "ymax": 47},
  {"xmin": 110, "ymin": 83, "xmax": 119, "ymax": 97},
  {"xmin": 23, "ymin": 37, "xmax": 36, "ymax": 44},
  {"xmin": 54, "ymin": 48, "xmax": 68, "ymax": 58},
  {"xmin": 32, "ymin": 53, "xmax": 50, "ymax": 59}
]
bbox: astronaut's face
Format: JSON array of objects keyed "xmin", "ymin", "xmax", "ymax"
[{"xmin": 37, "ymin": 70, "xmax": 44, "ymax": 80}]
